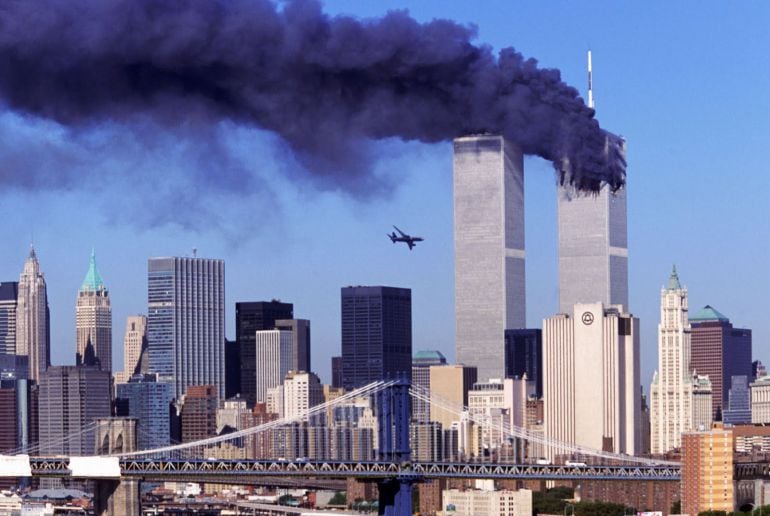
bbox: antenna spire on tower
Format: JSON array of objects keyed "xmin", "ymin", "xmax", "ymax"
[{"xmin": 587, "ymin": 49, "xmax": 594, "ymax": 109}]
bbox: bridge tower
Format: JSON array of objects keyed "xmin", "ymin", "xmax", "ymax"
[
  {"xmin": 376, "ymin": 376, "xmax": 415, "ymax": 515},
  {"xmin": 93, "ymin": 418, "xmax": 140, "ymax": 516}
]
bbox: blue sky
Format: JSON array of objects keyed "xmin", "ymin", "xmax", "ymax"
[{"xmin": 0, "ymin": 1, "xmax": 768, "ymax": 389}]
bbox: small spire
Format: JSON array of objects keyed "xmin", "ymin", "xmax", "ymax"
[
  {"xmin": 667, "ymin": 264, "xmax": 682, "ymax": 290},
  {"xmin": 80, "ymin": 249, "xmax": 106, "ymax": 293},
  {"xmin": 28, "ymin": 244, "xmax": 37, "ymax": 261}
]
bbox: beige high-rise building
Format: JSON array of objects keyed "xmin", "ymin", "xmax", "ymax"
[
  {"xmin": 650, "ymin": 267, "xmax": 708, "ymax": 454},
  {"xmin": 543, "ymin": 302, "xmax": 640, "ymax": 456},
  {"xmin": 681, "ymin": 423, "xmax": 734, "ymax": 516},
  {"xmin": 15, "ymin": 246, "xmax": 49, "ymax": 383},
  {"xmin": 282, "ymin": 371, "xmax": 323, "ymax": 420},
  {"xmin": 76, "ymin": 250, "xmax": 112, "ymax": 371},
  {"xmin": 429, "ymin": 364, "xmax": 478, "ymax": 429},
  {"xmin": 115, "ymin": 315, "xmax": 147, "ymax": 385},
  {"xmin": 751, "ymin": 376, "xmax": 770, "ymax": 423}
]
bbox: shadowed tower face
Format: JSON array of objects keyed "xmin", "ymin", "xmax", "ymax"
[
  {"xmin": 453, "ymin": 135, "xmax": 525, "ymax": 382},
  {"xmin": 557, "ymin": 178, "xmax": 628, "ymax": 314}
]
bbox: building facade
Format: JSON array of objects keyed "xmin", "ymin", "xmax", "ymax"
[
  {"xmin": 681, "ymin": 423, "xmax": 734, "ymax": 516},
  {"xmin": 442, "ymin": 488, "xmax": 532, "ymax": 516},
  {"xmin": 504, "ymin": 329, "xmax": 542, "ymax": 398},
  {"xmin": 557, "ymin": 179, "xmax": 628, "ymax": 314},
  {"xmin": 650, "ymin": 267, "xmax": 699, "ymax": 454},
  {"xmin": 412, "ymin": 350, "xmax": 447, "ymax": 423},
  {"xmin": 254, "ymin": 329, "xmax": 293, "ymax": 404},
  {"xmin": 0, "ymin": 283, "xmax": 18, "ymax": 356},
  {"xmin": 282, "ymin": 371, "xmax": 323, "ymax": 420},
  {"xmin": 275, "ymin": 319, "xmax": 311, "ymax": 375},
  {"xmin": 116, "ymin": 374, "xmax": 172, "ymax": 450},
  {"xmin": 75, "ymin": 251, "xmax": 112, "ymax": 371},
  {"xmin": 16, "ymin": 247, "xmax": 49, "ymax": 383},
  {"xmin": 115, "ymin": 315, "xmax": 147, "ymax": 385},
  {"xmin": 236, "ymin": 301, "xmax": 293, "ymax": 407},
  {"xmin": 429, "ymin": 364, "xmax": 478, "ymax": 429},
  {"xmin": 38, "ymin": 365, "xmax": 111, "ymax": 455},
  {"xmin": 454, "ymin": 135, "xmax": 525, "ymax": 383},
  {"xmin": 723, "ymin": 375, "xmax": 752, "ymax": 425},
  {"xmin": 690, "ymin": 305, "xmax": 752, "ymax": 419},
  {"xmin": 543, "ymin": 303, "xmax": 640, "ymax": 456},
  {"xmin": 751, "ymin": 376, "xmax": 770, "ymax": 424},
  {"xmin": 147, "ymin": 256, "xmax": 225, "ymax": 399},
  {"xmin": 340, "ymin": 286, "xmax": 412, "ymax": 389}
]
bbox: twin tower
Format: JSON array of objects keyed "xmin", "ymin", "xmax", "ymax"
[{"xmin": 453, "ymin": 135, "xmax": 629, "ymax": 382}]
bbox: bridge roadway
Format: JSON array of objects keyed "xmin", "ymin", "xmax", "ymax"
[{"xmin": 29, "ymin": 457, "xmax": 682, "ymax": 482}]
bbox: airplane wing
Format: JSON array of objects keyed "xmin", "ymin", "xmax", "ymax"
[{"xmin": 393, "ymin": 225, "xmax": 408, "ymax": 238}]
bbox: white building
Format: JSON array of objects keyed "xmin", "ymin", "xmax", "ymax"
[
  {"xmin": 115, "ymin": 315, "xmax": 147, "ymax": 385},
  {"xmin": 216, "ymin": 398, "xmax": 249, "ymax": 433},
  {"xmin": 650, "ymin": 267, "xmax": 707, "ymax": 453},
  {"xmin": 442, "ymin": 488, "xmax": 532, "ymax": 516},
  {"xmin": 692, "ymin": 374, "xmax": 714, "ymax": 432},
  {"xmin": 454, "ymin": 135, "xmax": 525, "ymax": 382},
  {"xmin": 254, "ymin": 329, "xmax": 293, "ymax": 403},
  {"xmin": 543, "ymin": 302, "xmax": 640, "ymax": 456},
  {"xmin": 76, "ymin": 250, "xmax": 112, "ymax": 372},
  {"xmin": 16, "ymin": 246, "xmax": 49, "ymax": 383},
  {"xmin": 751, "ymin": 376, "xmax": 770, "ymax": 423},
  {"xmin": 283, "ymin": 371, "xmax": 323, "ymax": 420}
]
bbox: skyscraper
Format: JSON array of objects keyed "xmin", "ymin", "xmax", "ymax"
[
  {"xmin": 681, "ymin": 423, "xmax": 734, "ymax": 516},
  {"xmin": 0, "ymin": 282, "xmax": 18, "ymax": 356},
  {"xmin": 254, "ymin": 329, "xmax": 293, "ymax": 404},
  {"xmin": 690, "ymin": 305, "xmax": 752, "ymax": 418},
  {"xmin": 557, "ymin": 181, "xmax": 628, "ymax": 314},
  {"xmin": 341, "ymin": 286, "xmax": 412, "ymax": 389},
  {"xmin": 543, "ymin": 302, "xmax": 640, "ymax": 455},
  {"xmin": 16, "ymin": 246, "xmax": 49, "ymax": 383},
  {"xmin": 38, "ymin": 365, "xmax": 111, "ymax": 455},
  {"xmin": 147, "ymin": 256, "xmax": 225, "ymax": 399},
  {"xmin": 412, "ymin": 350, "xmax": 447, "ymax": 422},
  {"xmin": 454, "ymin": 135, "xmax": 525, "ymax": 383},
  {"xmin": 75, "ymin": 250, "xmax": 112, "ymax": 371},
  {"xmin": 116, "ymin": 374, "xmax": 172, "ymax": 451},
  {"xmin": 115, "ymin": 315, "xmax": 147, "ymax": 385},
  {"xmin": 504, "ymin": 329, "xmax": 542, "ymax": 398},
  {"xmin": 236, "ymin": 301, "xmax": 293, "ymax": 407},
  {"xmin": 275, "ymin": 318, "xmax": 311, "ymax": 373},
  {"xmin": 650, "ymin": 267, "xmax": 700, "ymax": 453}
]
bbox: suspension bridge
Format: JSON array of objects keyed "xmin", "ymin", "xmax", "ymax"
[{"xmin": 0, "ymin": 379, "xmax": 685, "ymax": 515}]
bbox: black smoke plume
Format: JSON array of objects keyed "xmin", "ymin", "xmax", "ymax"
[{"xmin": 0, "ymin": 0, "xmax": 625, "ymax": 193}]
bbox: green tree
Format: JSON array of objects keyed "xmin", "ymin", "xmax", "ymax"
[
  {"xmin": 328, "ymin": 491, "xmax": 346, "ymax": 506},
  {"xmin": 533, "ymin": 487, "xmax": 574, "ymax": 515}
]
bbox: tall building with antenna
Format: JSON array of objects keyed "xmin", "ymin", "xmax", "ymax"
[
  {"xmin": 76, "ymin": 250, "xmax": 112, "ymax": 371},
  {"xmin": 557, "ymin": 50, "xmax": 628, "ymax": 314}
]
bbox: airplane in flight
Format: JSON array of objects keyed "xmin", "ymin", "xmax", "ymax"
[{"xmin": 388, "ymin": 226, "xmax": 423, "ymax": 250}]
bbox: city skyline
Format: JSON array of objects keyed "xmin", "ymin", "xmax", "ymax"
[{"xmin": 0, "ymin": 1, "xmax": 767, "ymax": 391}]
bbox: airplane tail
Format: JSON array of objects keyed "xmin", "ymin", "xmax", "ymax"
[{"xmin": 388, "ymin": 233, "xmax": 397, "ymax": 243}]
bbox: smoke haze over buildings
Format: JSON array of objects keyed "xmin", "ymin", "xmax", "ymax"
[{"xmin": 0, "ymin": 0, "xmax": 625, "ymax": 217}]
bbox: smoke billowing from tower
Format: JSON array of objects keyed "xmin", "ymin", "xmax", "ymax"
[{"xmin": 0, "ymin": 0, "xmax": 625, "ymax": 193}]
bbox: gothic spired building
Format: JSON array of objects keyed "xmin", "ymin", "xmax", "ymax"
[
  {"xmin": 15, "ymin": 246, "xmax": 50, "ymax": 383},
  {"xmin": 76, "ymin": 250, "xmax": 112, "ymax": 371}
]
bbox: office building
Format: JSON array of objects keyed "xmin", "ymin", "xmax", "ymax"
[
  {"xmin": 543, "ymin": 302, "xmax": 640, "ymax": 456},
  {"xmin": 0, "ymin": 283, "xmax": 18, "ymax": 356},
  {"xmin": 692, "ymin": 374, "xmax": 714, "ymax": 432},
  {"xmin": 331, "ymin": 356, "xmax": 343, "ymax": 389},
  {"xmin": 147, "ymin": 256, "xmax": 225, "ymax": 399},
  {"xmin": 38, "ymin": 365, "xmax": 111, "ymax": 455},
  {"xmin": 442, "ymin": 488, "xmax": 532, "ymax": 516},
  {"xmin": 180, "ymin": 385, "xmax": 218, "ymax": 443},
  {"xmin": 723, "ymin": 375, "xmax": 751, "ymax": 425},
  {"xmin": 504, "ymin": 329, "xmax": 542, "ymax": 397},
  {"xmin": 454, "ymin": 135, "xmax": 525, "ymax": 383},
  {"xmin": 341, "ymin": 286, "xmax": 412, "ymax": 389},
  {"xmin": 557, "ymin": 182, "xmax": 628, "ymax": 314},
  {"xmin": 216, "ymin": 398, "xmax": 249, "ymax": 434},
  {"xmin": 283, "ymin": 371, "xmax": 323, "ymax": 420},
  {"xmin": 412, "ymin": 350, "xmax": 447, "ymax": 422},
  {"xmin": 224, "ymin": 339, "xmax": 240, "ymax": 399},
  {"xmin": 275, "ymin": 319, "xmax": 311, "ymax": 374},
  {"xmin": 237, "ymin": 301, "xmax": 293, "ymax": 407},
  {"xmin": 681, "ymin": 423, "xmax": 734, "ymax": 516},
  {"xmin": 0, "ymin": 373, "xmax": 36, "ymax": 456},
  {"xmin": 753, "ymin": 360, "xmax": 768, "ymax": 381},
  {"xmin": 254, "ymin": 329, "xmax": 293, "ymax": 403},
  {"xmin": 690, "ymin": 305, "xmax": 752, "ymax": 418},
  {"xmin": 75, "ymin": 250, "xmax": 112, "ymax": 371},
  {"xmin": 650, "ymin": 267, "xmax": 700, "ymax": 453},
  {"xmin": 115, "ymin": 315, "xmax": 147, "ymax": 385},
  {"xmin": 116, "ymin": 374, "xmax": 172, "ymax": 450},
  {"xmin": 16, "ymin": 247, "xmax": 50, "ymax": 383},
  {"xmin": 429, "ymin": 364, "xmax": 478, "ymax": 429},
  {"xmin": 751, "ymin": 376, "xmax": 770, "ymax": 424}
]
